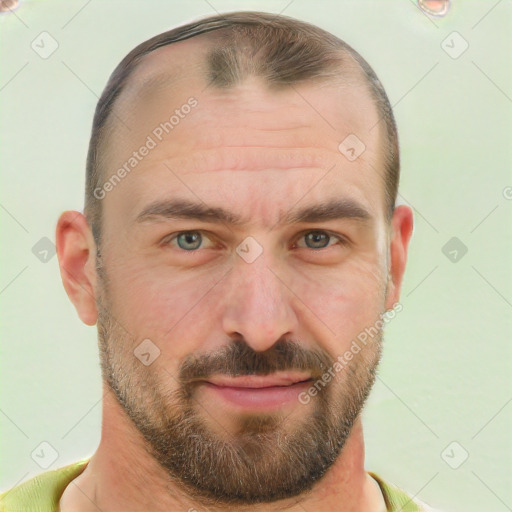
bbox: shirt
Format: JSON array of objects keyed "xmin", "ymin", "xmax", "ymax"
[{"xmin": 0, "ymin": 458, "xmax": 438, "ymax": 511}]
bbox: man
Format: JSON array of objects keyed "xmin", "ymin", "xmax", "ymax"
[{"xmin": 0, "ymin": 10, "xmax": 439, "ymax": 512}]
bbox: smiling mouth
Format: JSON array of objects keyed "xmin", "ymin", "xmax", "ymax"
[
  {"xmin": 197, "ymin": 373, "xmax": 314, "ymax": 410},
  {"xmin": 202, "ymin": 372, "xmax": 313, "ymax": 388}
]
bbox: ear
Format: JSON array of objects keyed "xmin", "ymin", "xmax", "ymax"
[
  {"xmin": 55, "ymin": 211, "xmax": 99, "ymax": 326},
  {"xmin": 385, "ymin": 205, "xmax": 414, "ymax": 310}
]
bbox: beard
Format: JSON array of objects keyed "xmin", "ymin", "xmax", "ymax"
[{"xmin": 95, "ymin": 269, "xmax": 384, "ymax": 507}]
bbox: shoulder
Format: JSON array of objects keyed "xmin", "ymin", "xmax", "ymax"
[
  {"xmin": 369, "ymin": 472, "xmax": 444, "ymax": 512},
  {"xmin": 0, "ymin": 458, "xmax": 90, "ymax": 512}
]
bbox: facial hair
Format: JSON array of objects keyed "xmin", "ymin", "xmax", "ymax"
[{"xmin": 96, "ymin": 269, "xmax": 384, "ymax": 506}]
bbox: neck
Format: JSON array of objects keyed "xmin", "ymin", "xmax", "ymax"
[{"xmin": 60, "ymin": 386, "xmax": 386, "ymax": 512}]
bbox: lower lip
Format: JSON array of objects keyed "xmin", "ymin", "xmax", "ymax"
[{"xmin": 201, "ymin": 381, "xmax": 312, "ymax": 410}]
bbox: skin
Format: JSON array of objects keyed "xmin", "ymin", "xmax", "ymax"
[{"xmin": 55, "ymin": 39, "xmax": 413, "ymax": 512}]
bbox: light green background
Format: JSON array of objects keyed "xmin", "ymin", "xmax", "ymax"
[{"xmin": 1, "ymin": 1, "xmax": 511, "ymax": 511}]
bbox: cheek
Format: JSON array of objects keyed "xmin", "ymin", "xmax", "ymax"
[
  {"xmin": 288, "ymin": 252, "xmax": 387, "ymax": 341},
  {"xmin": 105, "ymin": 256, "xmax": 225, "ymax": 357}
]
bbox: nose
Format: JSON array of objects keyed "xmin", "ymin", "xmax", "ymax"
[{"xmin": 221, "ymin": 254, "xmax": 298, "ymax": 353}]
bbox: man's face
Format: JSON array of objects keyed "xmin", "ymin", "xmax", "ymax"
[{"xmin": 94, "ymin": 44, "xmax": 393, "ymax": 505}]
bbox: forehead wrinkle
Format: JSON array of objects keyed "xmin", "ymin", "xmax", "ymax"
[{"xmin": 142, "ymin": 147, "xmax": 342, "ymax": 175}]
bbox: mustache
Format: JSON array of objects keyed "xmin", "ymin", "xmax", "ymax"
[{"xmin": 179, "ymin": 339, "xmax": 333, "ymax": 382}]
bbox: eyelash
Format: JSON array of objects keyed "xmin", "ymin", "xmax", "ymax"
[{"xmin": 160, "ymin": 230, "xmax": 348, "ymax": 251}]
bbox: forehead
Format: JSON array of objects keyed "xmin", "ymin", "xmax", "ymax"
[{"xmin": 100, "ymin": 40, "xmax": 386, "ymax": 233}]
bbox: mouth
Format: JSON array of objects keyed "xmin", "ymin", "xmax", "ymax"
[
  {"xmin": 198, "ymin": 372, "xmax": 313, "ymax": 410},
  {"xmin": 205, "ymin": 372, "xmax": 312, "ymax": 388}
]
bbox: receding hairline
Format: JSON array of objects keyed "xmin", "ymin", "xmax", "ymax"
[
  {"xmin": 113, "ymin": 36, "xmax": 212, "ymax": 108},
  {"xmin": 101, "ymin": 29, "xmax": 367, "ymax": 129},
  {"xmin": 95, "ymin": 38, "xmax": 210, "ymax": 170},
  {"xmin": 96, "ymin": 32, "xmax": 376, "ymax": 180}
]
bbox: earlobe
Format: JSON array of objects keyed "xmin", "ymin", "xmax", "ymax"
[
  {"xmin": 385, "ymin": 205, "xmax": 414, "ymax": 310},
  {"xmin": 55, "ymin": 211, "xmax": 99, "ymax": 326}
]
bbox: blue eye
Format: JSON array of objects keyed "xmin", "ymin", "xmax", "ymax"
[
  {"xmin": 173, "ymin": 231, "xmax": 204, "ymax": 251},
  {"xmin": 296, "ymin": 231, "xmax": 343, "ymax": 250},
  {"xmin": 162, "ymin": 230, "xmax": 344, "ymax": 252}
]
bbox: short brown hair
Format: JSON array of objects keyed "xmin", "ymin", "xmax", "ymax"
[{"xmin": 85, "ymin": 11, "xmax": 399, "ymax": 245}]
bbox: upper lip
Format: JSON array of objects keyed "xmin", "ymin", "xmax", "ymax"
[{"xmin": 203, "ymin": 372, "xmax": 312, "ymax": 388}]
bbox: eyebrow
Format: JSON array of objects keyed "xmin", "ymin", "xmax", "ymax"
[{"xmin": 134, "ymin": 198, "xmax": 372, "ymax": 228}]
